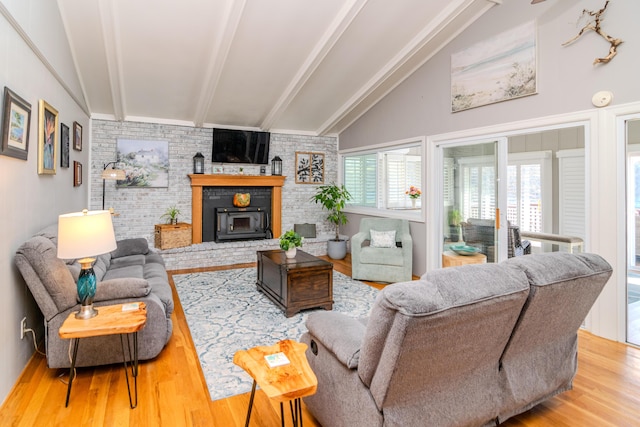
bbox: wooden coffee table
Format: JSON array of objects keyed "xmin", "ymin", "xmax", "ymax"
[{"xmin": 257, "ymin": 249, "xmax": 333, "ymax": 317}]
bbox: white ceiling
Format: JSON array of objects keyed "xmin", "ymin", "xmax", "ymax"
[{"xmin": 57, "ymin": 0, "xmax": 499, "ymax": 135}]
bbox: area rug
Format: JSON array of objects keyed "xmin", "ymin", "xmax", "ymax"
[{"xmin": 172, "ymin": 267, "xmax": 379, "ymax": 401}]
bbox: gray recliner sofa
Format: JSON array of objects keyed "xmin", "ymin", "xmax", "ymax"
[
  {"xmin": 301, "ymin": 252, "xmax": 611, "ymax": 427},
  {"xmin": 15, "ymin": 226, "xmax": 174, "ymax": 369}
]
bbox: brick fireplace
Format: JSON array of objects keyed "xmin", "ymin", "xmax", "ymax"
[{"xmin": 188, "ymin": 174, "xmax": 286, "ymax": 244}]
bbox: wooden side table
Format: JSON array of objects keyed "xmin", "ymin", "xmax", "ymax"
[
  {"xmin": 233, "ymin": 339, "xmax": 317, "ymax": 427},
  {"xmin": 442, "ymin": 250, "xmax": 487, "ymax": 268},
  {"xmin": 58, "ymin": 303, "xmax": 147, "ymax": 408}
]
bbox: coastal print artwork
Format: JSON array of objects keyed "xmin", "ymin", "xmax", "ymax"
[
  {"xmin": 116, "ymin": 139, "xmax": 169, "ymax": 187},
  {"xmin": 451, "ymin": 21, "xmax": 537, "ymax": 112}
]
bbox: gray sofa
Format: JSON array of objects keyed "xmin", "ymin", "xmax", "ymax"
[
  {"xmin": 301, "ymin": 252, "xmax": 612, "ymax": 427},
  {"xmin": 15, "ymin": 226, "xmax": 174, "ymax": 369}
]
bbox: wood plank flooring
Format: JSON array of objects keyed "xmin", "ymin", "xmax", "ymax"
[{"xmin": 1, "ymin": 255, "xmax": 639, "ymax": 426}]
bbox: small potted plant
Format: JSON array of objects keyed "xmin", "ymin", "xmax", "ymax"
[
  {"xmin": 311, "ymin": 183, "xmax": 352, "ymax": 260},
  {"xmin": 280, "ymin": 229, "xmax": 303, "ymax": 259},
  {"xmin": 161, "ymin": 205, "xmax": 181, "ymax": 225}
]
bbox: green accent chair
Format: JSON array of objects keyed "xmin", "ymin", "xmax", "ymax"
[{"xmin": 351, "ymin": 218, "xmax": 413, "ymax": 283}]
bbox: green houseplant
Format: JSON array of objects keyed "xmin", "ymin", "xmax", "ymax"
[
  {"xmin": 280, "ymin": 229, "xmax": 303, "ymax": 258},
  {"xmin": 448, "ymin": 209, "xmax": 463, "ymax": 242},
  {"xmin": 311, "ymin": 183, "xmax": 352, "ymax": 259},
  {"xmin": 161, "ymin": 205, "xmax": 181, "ymax": 225}
]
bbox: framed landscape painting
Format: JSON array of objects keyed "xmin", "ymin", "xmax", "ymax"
[
  {"xmin": 116, "ymin": 139, "xmax": 169, "ymax": 187},
  {"xmin": 38, "ymin": 99, "xmax": 58, "ymax": 175},
  {"xmin": 1, "ymin": 87, "xmax": 31, "ymax": 160}
]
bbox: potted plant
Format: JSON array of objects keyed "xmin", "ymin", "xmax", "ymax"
[
  {"xmin": 279, "ymin": 229, "xmax": 303, "ymax": 259},
  {"xmin": 448, "ymin": 209, "xmax": 463, "ymax": 242},
  {"xmin": 161, "ymin": 205, "xmax": 181, "ymax": 225},
  {"xmin": 311, "ymin": 183, "xmax": 352, "ymax": 259}
]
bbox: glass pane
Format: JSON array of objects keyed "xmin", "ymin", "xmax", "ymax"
[
  {"xmin": 627, "ymin": 118, "xmax": 640, "ymax": 346},
  {"xmin": 443, "ymin": 142, "xmax": 498, "ymax": 263}
]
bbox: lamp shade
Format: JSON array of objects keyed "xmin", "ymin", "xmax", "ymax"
[
  {"xmin": 57, "ymin": 210, "xmax": 117, "ymax": 259},
  {"xmin": 101, "ymin": 168, "xmax": 126, "ymax": 180}
]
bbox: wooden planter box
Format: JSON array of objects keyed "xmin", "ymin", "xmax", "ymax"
[{"xmin": 154, "ymin": 223, "xmax": 192, "ymax": 250}]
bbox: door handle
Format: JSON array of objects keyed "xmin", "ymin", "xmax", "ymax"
[{"xmin": 495, "ymin": 208, "xmax": 500, "ymax": 229}]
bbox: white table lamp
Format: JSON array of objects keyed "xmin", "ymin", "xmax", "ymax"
[{"xmin": 57, "ymin": 209, "xmax": 117, "ymax": 319}]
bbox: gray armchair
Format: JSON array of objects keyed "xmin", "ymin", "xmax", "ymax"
[{"xmin": 351, "ymin": 218, "xmax": 412, "ymax": 283}]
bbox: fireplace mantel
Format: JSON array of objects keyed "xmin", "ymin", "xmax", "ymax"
[{"xmin": 188, "ymin": 174, "xmax": 286, "ymax": 243}]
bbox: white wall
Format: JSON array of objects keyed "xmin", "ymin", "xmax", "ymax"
[
  {"xmin": 338, "ymin": 0, "xmax": 640, "ymax": 342},
  {"xmin": 0, "ymin": 0, "xmax": 88, "ymax": 404}
]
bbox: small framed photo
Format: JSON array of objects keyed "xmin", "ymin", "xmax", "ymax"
[
  {"xmin": 73, "ymin": 121, "xmax": 82, "ymax": 151},
  {"xmin": 295, "ymin": 152, "xmax": 324, "ymax": 184},
  {"xmin": 1, "ymin": 87, "xmax": 31, "ymax": 160},
  {"xmin": 38, "ymin": 99, "xmax": 58, "ymax": 175},
  {"xmin": 60, "ymin": 123, "xmax": 69, "ymax": 168},
  {"xmin": 212, "ymin": 165, "xmax": 224, "ymax": 174},
  {"xmin": 73, "ymin": 161, "xmax": 82, "ymax": 186}
]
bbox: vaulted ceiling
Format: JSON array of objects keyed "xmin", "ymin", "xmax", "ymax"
[{"xmin": 57, "ymin": 0, "xmax": 499, "ymax": 135}]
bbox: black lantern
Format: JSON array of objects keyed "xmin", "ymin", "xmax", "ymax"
[
  {"xmin": 193, "ymin": 152, "xmax": 205, "ymax": 174},
  {"xmin": 271, "ymin": 156, "xmax": 282, "ymax": 176}
]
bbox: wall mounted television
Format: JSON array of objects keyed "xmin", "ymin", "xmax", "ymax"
[{"xmin": 212, "ymin": 128, "xmax": 270, "ymax": 165}]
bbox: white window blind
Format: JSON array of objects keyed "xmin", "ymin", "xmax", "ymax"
[
  {"xmin": 557, "ymin": 149, "xmax": 585, "ymax": 239},
  {"xmin": 344, "ymin": 154, "xmax": 377, "ymax": 207}
]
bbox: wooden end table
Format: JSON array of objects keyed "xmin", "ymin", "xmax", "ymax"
[
  {"xmin": 233, "ymin": 339, "xmax": 317, "ymax": 427},
  {"xmin": 442, "ymin": 250, "xmax": 487, "ymax": 268},
  {"xmin": 58, "ymin": 302, "xmax": 147, "ymax": 408},
  {"xmin": 257, "ymin": 250, "xmax": 333, "ymax": 317}
]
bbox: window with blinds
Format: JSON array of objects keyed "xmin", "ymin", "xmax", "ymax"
[{"xmin": 342, "ymin": 140, "xmax": 423, "ymax": 212}]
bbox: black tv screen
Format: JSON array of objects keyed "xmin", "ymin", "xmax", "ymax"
[{"xmin": 212, "ymin": 128, "xmax": 270, "ymax": 165}]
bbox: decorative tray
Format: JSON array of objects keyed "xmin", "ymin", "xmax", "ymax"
[{"xmin": 449, "ymin": 245, "xmax": 481, "ymax": 256}]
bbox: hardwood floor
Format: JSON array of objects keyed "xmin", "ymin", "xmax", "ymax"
[{"xmin": 1, "ymin": 255, "xmax": 639, "ymax": 426}]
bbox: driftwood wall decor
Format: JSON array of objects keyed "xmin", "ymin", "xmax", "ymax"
[{"xmin": 562, "ymin": 0, "xmax": 622, "ymax": 65}]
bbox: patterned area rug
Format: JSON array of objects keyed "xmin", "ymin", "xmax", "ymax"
[{"xmin": 172, "ymin": 267, "xmax": 379, "ymax": 401}]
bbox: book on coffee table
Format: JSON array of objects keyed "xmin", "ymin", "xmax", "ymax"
[{"xmin": 264, "ymin": 352, "xmax": 290, "ymax": 368}]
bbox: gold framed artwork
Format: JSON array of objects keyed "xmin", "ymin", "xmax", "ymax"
[
  {"xmin": 73, "ymin": 161, "xmax": 82, "ymax": 186},
  {"xmin": 1, "ymin": 87, "xmax": 31, "ymax": 160},
  {"xmin": 38, "ymin": 99, "xmax": 58, "ymax": 175},
  {"xmin": 295, "ymin": 151, "xmax": 324, "ymax": 184}
]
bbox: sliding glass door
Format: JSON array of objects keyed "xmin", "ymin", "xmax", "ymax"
[
  {"xmin": 442, "ymin": 140, "xmax": 508, "ymax": 264},
  {"xmin": 626, "ymin": 118, "xmax": 640, "ymax": 346}
]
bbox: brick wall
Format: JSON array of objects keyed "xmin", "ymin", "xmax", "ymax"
[{"xmin": 91, "ymin": 120, "xmax": 338, "ymax": 269}]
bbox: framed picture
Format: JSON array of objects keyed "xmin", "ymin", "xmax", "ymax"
[
  {"xmin": 212, "ymin": 165, "xmax": 224, "ymax": 174},
  {"xmin": 73, "ymin": 121, "xmax": 82, "ymax": 151},
  {"xmin": 60, "ymin": 123, "xmax": 69, "ymax": 168},
  {"xmin": 38, "ymin": 99, "xmax": 58, "ymax": 175},
  {"xmin": 295, "ymin": 152, "xmax": 324, "ymax": 184},
  {"xmin": 116, "ymin": 139, "xmax": 169, "ymax": 187},
  {"xmin": 451, "ymin": 21, "xmax": 537, "ymax": 112},
  {"xmin": 1, "ymin": 87, "xmax": 31, "ymax": 160},
  {"xmin": 73, "ymin": 161, "xmax": 82, "ymax": 186}
]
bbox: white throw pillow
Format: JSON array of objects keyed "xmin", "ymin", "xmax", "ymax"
[{"xmin": 370, "ymin": 229, "xmax": 396, "ymax": 248}]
